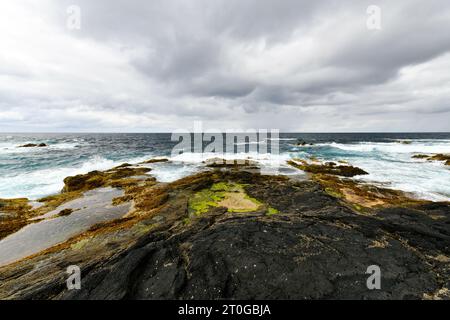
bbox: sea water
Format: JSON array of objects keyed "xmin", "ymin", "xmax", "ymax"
[{"xmin": 0, "ymin": 132, "xmax": 449, "ymax": 201}]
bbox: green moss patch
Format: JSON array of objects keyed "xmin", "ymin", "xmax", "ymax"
[{"xmin": 188, "ymin": 182, "xmax": 263, "ymax": 216}]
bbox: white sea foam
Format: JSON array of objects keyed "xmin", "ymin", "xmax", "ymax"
[
  {"xmin": 320, "ymin": 141, "xmax": 450, "ymax": 154},
  {"xmin": 234, "ymin": 141, "xmax": 267, "ymax": 145},
  {"xmin": 0, "ymin": 142, "xmax": 82, "ymax": 155},
  {"xmin": 350, "ymin": 156, "xmax": 450, "ymax": 202},
  {"xmin": 292, "ymin": 139, "xmax": 450, "ymax": 201},
  {"xmin": 0, "ymin": 155, "xmax": 118, "ymax": 199},
  {"xmin": 150, "ymin": 163, "xmax": 200, "ymax": 183},
  {"xmin": 267, "ymin": 138, "xmax": 297, "ymax": 141}
]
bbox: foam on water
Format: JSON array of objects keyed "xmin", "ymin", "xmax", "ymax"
[
  {"xmin": 319, "ymin": 141, "xmax": 450, "ymax": 154},
  {"xmin": 0, "ymin": 155, "xmax": 117, "ymax": 199},
  {"xmin": 0, "ymin": 142, "xmax": 82, "ymax": 155},
  {"xmin": 351, "ymin": 156, "xmax": 450, "ymax": 202},
  {"xmin": 0, "ymin": 134, "xmax": 449, "ymax": 202},
  {"xmin": 306, "ymin": 140, "xmax": 450, "ymax": 201}
]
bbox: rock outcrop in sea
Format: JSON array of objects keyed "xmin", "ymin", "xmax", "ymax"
[
  {"xmin": 18, "ymin": 143, "xmax": 47, "ymax": 148},
  {"xmin": 412, "ymin": 153, "xmax": 450, "ymax": 166}
]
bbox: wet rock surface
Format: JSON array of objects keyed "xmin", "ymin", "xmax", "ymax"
[
  {"xmin": 412, "ymin": 153, "xmax": 450, "ymax": 166},
  {"xmin": 0, "ymin": 169, "xmax": 449, "ymax": 300},
  {"xmin": 288, "ymin": 159, "xmax": 369, "ymax": 177},
  {"xmin": 18, "ymin": 143, "xmax": 48, "ymax": 148}
]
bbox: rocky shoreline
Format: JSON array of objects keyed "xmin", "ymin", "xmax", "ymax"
[{"xmin": 0, "ymin": 159, "xmax": 449, "ymax": 299}]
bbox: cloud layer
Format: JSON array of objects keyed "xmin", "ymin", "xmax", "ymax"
[{"xmin": 1, "ymin": 0, "xmax": 450, "ymax": 132}]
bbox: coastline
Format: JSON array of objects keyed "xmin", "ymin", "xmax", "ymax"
[{"xmin": 0, "ymin": 158, "xmax": 449, "ymax": 299}]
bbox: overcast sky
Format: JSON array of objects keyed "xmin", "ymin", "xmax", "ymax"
[{"xmin": 1, "ymin": 0, "xmax": 450, "ymax": 132}]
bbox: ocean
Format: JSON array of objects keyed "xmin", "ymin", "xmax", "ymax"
[{"xmin": 1, "ymin": 132, "xmax": 450, "ymax": 201}]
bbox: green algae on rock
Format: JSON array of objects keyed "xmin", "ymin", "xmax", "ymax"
[{"xmin": 188, "ymin": 182, "xmax": 262, "ymax": 216}]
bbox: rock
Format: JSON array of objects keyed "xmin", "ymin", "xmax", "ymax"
[
  {"xmin": 0, "ymin": 212, "xmax": 17, "ymax": 221},
  {"xmin": 141, "ymin": 158, "xmax": 169, "ymax": 164},
  {"xmin": 0, "ymin": 198, "xmax": 32, "ymax": 240},
  {"xmin": 204, "ymin": 158, "xmax": 258, "ymax": 169},
  {"xmin": 0, "ymin": 170, "xmax": 448, "ymax": 300},
  {"xmin": 412, "ymin": 154, "xmax": 450, "ymax": 165},
  {"xmin": 311, "ymin": 174, "xmax": 426, "ymax": 211},
  {"xmin": 429, "ymin": 154, "xmax": 450, "ymax": 162},
  {"xmin": 295, "ymin": 140, "xmax": 313, "ymax": 146},
  {"xmin": 287, "ymin": 160, "xmax": 369, "ymax": 177},
  {"xmin": 58, "ymin": 208, "xmax": 74, "ymax": 217},
  {"xmin": 114, "ymin": 163, "xmax": 133, "ymax": 168},
  {"xmin": 412, "ymin": 154, "xmax": 429, "ymax": 159},
  {"xmin": 62, "ymin": 167, "xmax": 151, "ymax": 193},
  {"xmin": 18, "ymin": 143, "xmax": 47, "ymax": 148}
]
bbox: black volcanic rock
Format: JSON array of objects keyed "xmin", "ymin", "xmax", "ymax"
[
  {"xmin": 18, "ymin": 143, "xmax": 47, "ymax": 148},
  {"xmin": 0, "ymin": 170, "xmax": 449, "ymax": 300}
]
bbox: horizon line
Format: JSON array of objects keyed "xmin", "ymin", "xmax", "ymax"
[{"xmin": 1, "ymin": 131, "xmax": 450, "ymax": 134}]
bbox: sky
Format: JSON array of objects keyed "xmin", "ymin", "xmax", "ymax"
[{"xmin": 1, "ymin": 0, "xmax": 450, "ymax": 132}]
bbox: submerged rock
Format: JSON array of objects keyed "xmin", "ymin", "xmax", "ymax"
[{"xmin": 58, "ymin": 208, "xmax": 74, "ymax": 217}]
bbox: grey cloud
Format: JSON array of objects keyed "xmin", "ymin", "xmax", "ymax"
[{"xmin": 1, "ymin": 1, "xmax": 450, "ymax": 131}]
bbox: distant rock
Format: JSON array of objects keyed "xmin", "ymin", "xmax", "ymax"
[
  {"xmin": 18, "ymin": 143, "xmax": 48, "ymax": 148},
  {"xmin": 412, "ymin": 153, "xmax": 450, "ymax": 166},
  {"xmin": 295, "ymin": 140, "xmax": 314, "ymax": 146},
  {"xmin": 412, "ymin": 154, "xmax": 429, "ymax": 159}
]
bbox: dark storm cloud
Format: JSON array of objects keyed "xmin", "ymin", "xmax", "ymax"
[{"xmin": 1, "ymin": 0, "xmax": 450, "ymax": 131}]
